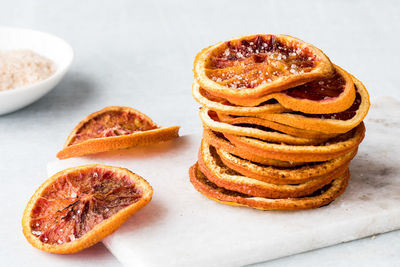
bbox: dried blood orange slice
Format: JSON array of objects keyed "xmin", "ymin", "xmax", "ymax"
[
  {"xmin": 257, "ymin": 77, "xmax": 370, "ymax": 134},
  {"xmin": 22, "ymin": 164, "xmax": 153, "ymax": 254},
  {"xmin": 200, "ymin": 108, "xmax": 327, "ymax": 145},
  {"xmin": 194, "ymin": 34, "xmax": 334, "ymax": 105},
  {"xmin": 202, "ymin": 129, "xmax": 306, "ymax": 167},
  {"xmin": 268, "ymin": 65, "xmax": 355, "ymax": 113},
  {"xmin": 217, "ymin": 113, "xmax": 338, "ymax": 139},
  {"xmin": 217, "ymin": 147, "xmax": 356, "ymax": 185},
  {"xmin": 192, "ymin": 80, "xmax": 287, "ymax": 116},
  {"xmin": 57, "ymin": 106, "xmax": 180, "ymax": 159},
  {"xmin": 189, "ymin": 163, "xmax": 349, "ymax": 211},
  {"xmin": 224, "ymin": 123, "xmax": 365, "ymax": 162},
  {"xmin": 195, "ymin": 65, "xmax": 355, "ymax": 113},
  {"xmin": 198, "ymin": 141, "xmax": 348, "ymax": 198}
]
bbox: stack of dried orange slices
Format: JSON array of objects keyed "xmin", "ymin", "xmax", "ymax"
[{"xmin": 190, "ymin": 34, "xmax": 370, "ymax": 210}]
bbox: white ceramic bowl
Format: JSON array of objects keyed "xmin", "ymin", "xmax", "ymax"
[{"xmin": 0, "ymin": 27, "xmax": 73, "ymax": 115}]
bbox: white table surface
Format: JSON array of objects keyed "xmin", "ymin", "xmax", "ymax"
[{"xmin": 1, "ymin": 0, "xmax": 399, "ymax": 266}]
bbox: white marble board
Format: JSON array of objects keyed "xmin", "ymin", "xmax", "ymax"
[{"xmin": 47, "ymin": 97, "xmax": 400, "ymax": 267}]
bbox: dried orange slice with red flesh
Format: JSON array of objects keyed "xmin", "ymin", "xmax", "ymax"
[
  {"xmin": 22, "ymin": 164, "xmax": 153, "ymax": 254},
  {"xmin": 195, "ymin": 64, "xmax": 355, "ymax": 113},
  {"xmin": 57, "ymin": 106, "xmax": 180, "ymax": 159},
  {"xmin": 194, "ymin": 34, "xmax": 334, "ymax": 105},
  {"xmin": 257, "ymin": 77, "xmax": 370, "ymax": 134},
  {"xmin": 216, "ymin": 146, "xmax": 356, "ymax": 185},
  {"xmin": 192, "ymin": 80, "xmax": 287, "ymax": 116},
  {"xmin": 264, "ymin": 65, "xmax": 355, "ymax": 113},
  {"xmin": 202, "ymin": 129, "xmax": 306, "ymax": 167},
  {"xmin": 223, "ymin": 122, "xmax": 365, "ymax": 162},
  {"xmin": 198, "ymin": 141, "xmax": 349, "ymax": 199},
  {"xmin": 217, "ymin": 112, "xmax": 338, "ymax": 139},
  {"xmin": 189, "ymin": 163, "xmax": 349, "ymax": 211},
  {"xmin": 200, "ymin": 108, "xmax": 327, "ymax": 145}
]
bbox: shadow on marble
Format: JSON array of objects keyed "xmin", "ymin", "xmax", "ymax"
[
  {"xmin": 0, "ymin": 71, "xmax": 97, "ymax": 118},
  {"xmin": 111, "ymin": 199, "xmax": 167, "ymax": 234}
]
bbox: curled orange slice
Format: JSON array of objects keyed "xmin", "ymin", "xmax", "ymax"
[
  {"xmin": 195, "ymin": 64, "xmax": 355, "ymax": 113},
  {"xmin": 57, "ymin": 106, "xmax": 180, "ymax": 159},
  {"xmin": 189, "ymin": 163, "xmax": 349, "ymax": 211},
  {"xmin": 22, "ymin": 164, "xmax": 153, "ymax": 254},
  {"xmin": 265, "ymin": 65, "xmax": 355, "ymax": 113},
  {"xmin": 257, "ymin": 77, "xmax": 370, "ymax": 134},
  {"xmin": 198, "ymin": 141, "xmax": 348, "ymax": 199},
  {"xmin": 202, "ymin": 129, "xmax": 306, "ymax": 167},
  {"xmin": 194, "ymin": 34, "xmax": 334, "ymax": 104},
  {"xmin": 224, "ymin": 123, "xmax": 365, "ymax": 162},
  {"xmin": 192, "ymin": 80, "xmax": 287, "ymax": 116},
  {"xmin": 217, "ymin": 113, "xmax": 338, "ymax": 139},
  {"xmin": 217, "ymin": 147, "xmax": 356, "ymax": 185},
  {"xmin": 200, "ymin": 108, "xmax": 327, "ymax": 145}
]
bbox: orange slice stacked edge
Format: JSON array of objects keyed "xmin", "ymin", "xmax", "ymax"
[
  {"xmin": 198, "ymin": 140, "xmax": 349, "ymax": 199},
  {"xmin": 189, "ymin": 163, "xmax": 350, "ymax": 211}
]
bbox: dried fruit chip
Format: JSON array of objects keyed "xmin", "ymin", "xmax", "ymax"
[
  {"xmin": 202, "ymin": 129, "xmax": 306, "ymax": 167},
  {"xmin": 189, "ymin": 162, "xmax": 349, "ymax": 211},
  {"xmin": 255, "ymin": 65, "xmax": 356, "ymax": 113},
  {"xmin": 192, "ymin": 80, "xmax": 287, "ymax": 116},
  {"xmin": 198, "ymin": 141, "xmax": 349, "ymax": 198},
  {"xmin": 223, "ymin": 123, "xmax": 365, "ymax": 162},
  {"xmin": 194, "ymin": 34, "xmax": 334, "ymax": 104},
  {"xmin": 257, "ymin": 77, "xmax": 370, "ymax": 134},
  {"xmin": 199, "ymin": 108, "xmax": 327, "ymax": 145},
  {"xmin": 217, "ymin": 112, "xmax": 338, "ymax": 139},
  {"xmin": 57, "ymin": 106, "xmax": 180, "ymax": 159},
  {"xmin": 216, "ymin": 145, "xmax": 356, "ymax": 185},
  {"xmin": 22, "ymin": 164, "xmax": 153, "ymax": 254},
  {"xmin": 195, "ymin": 64, "xmax": 355, "ymax": 113}
]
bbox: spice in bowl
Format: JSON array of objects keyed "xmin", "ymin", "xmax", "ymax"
[{"xmin": 0, "ymin": 49, "xmax": 56, "ymax": 91}]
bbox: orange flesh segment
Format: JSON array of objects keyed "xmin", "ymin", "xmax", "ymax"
[
  {"xmin": 30, "ymin": 167, "xmax": 142, "ymax": 245},
  {"xmin": 206, "ymin": 35, "xmax": 316, "ymax": 89},
  {"xmin": 72, "ymin": 110, "xmax": 158, "ymax": 145}
]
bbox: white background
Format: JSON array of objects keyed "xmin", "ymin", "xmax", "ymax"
[{"xmin": 0, "ymin": 0, "xmax": 399, "ymax": 266}]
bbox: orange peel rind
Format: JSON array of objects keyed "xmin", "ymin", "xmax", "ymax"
[{"xmin": 57, "ymin": 106, "xmax": 180, "ymax": 159}]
